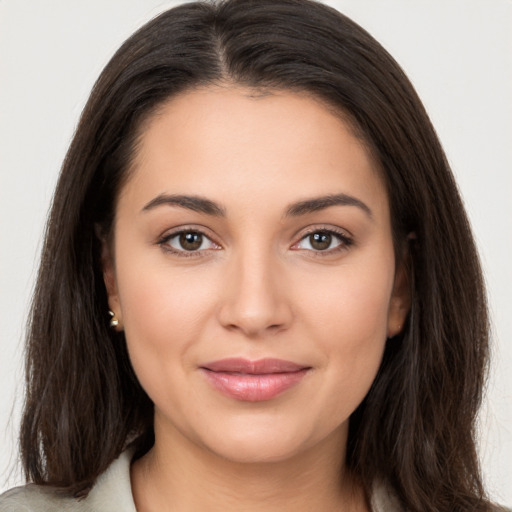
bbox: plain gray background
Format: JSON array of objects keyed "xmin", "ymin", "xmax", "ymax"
[{"xmin": 1, "ymin": 0, "xmax": 511, "ymax": 505}]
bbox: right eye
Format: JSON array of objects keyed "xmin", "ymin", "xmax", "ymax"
[{"xmin": 159, "ymin": 230, "xmax": 220, "ymax": 255}]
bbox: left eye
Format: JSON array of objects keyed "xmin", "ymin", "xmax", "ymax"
[
  {"xmin": 295, "ymin": 231, "xmax": 346, "ymax": 251},
  {"xmin": 164, "ymin": 231, "xmax": 218, "ymax": 252}
]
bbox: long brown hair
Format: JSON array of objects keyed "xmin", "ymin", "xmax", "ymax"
[{"xmin": 21, "ymin": 1, "xmax": 490, "ymax": 509}]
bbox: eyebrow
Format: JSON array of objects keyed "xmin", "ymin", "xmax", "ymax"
[
  {"xmin": 141, "ymin": 194, "xmax": 226, "ymax": 216},
  {"xmin": 285, "ymin": 193, "xmax": 373, "ymax": 219},
  {"xmin": 141, "ymin": 192, "xmax": 372, "ymax": 219}
]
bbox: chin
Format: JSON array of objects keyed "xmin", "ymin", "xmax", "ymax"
[
  {"xmin": 211, "ymin": 438, "xmax": 306, "ymax": 465},
  {"xmin": 196, "ymin": 417, "xmax": 338, "ymax": 466}
]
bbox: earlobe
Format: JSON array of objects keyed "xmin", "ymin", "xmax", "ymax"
[
  {"xmin": 387, "ymin": 255, "xmax": 412, "ymax": 339},
  {"xmin": 100, "ymin": 239, "xmax": 123, "ymax": 329}
]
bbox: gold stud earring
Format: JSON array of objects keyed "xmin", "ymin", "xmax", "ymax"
[{"xmin": 109, "ymin": 310, "xmax": 119, "ymax": 328}]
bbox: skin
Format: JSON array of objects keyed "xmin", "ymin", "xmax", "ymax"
[{"xmin": 103, "ymin": 86, "xmax": 410, "ymax": 511}]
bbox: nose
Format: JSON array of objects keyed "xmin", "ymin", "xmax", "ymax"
[{"xmin": 217, "ymin": 249, "xmax": 293, "ymax": 338}]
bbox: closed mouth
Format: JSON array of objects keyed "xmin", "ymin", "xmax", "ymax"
[{"xmin": 200, "ymin": 358, "xmax": 311, "ymax": 402}]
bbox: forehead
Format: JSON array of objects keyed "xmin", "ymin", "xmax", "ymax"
[{"xmin": 120, "ymin": 86, "xmax": 388, "ymax": 218}]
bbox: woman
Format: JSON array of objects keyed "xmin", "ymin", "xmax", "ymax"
[{"xmin": 0, "ymin": 0, "xmax": 504, "ymax": 510}]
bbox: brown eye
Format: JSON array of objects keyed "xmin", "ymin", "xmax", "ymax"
[
  {"xmin": 179, "ymin": 232, "xmax": 203, "ymax": 251},
  {"xmin": 293, "ymin": 229, "xmax": 351, "ymax": 254},
  {"xmin": 161, "ymin": 230, "xmax": 219, "ymax": 254},
  {"xmin": 309, "ymin": 232, "xmax": 332, "ymax": 251}
]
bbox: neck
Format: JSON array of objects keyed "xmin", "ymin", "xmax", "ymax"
[{"xmin": 131, "ymin": 421, "xmax": 368, "ymax": 512}]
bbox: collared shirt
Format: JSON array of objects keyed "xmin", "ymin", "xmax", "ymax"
[{"xmin": 0, "ymin": 450, "xmax": 500, "ymax": 512}]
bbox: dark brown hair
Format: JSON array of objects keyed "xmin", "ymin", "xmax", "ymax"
[{"xmin": 21, "ymin": 1, "xmax": 490, "ymax": 510}]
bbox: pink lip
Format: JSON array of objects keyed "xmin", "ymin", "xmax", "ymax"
[{"xmin": 200, "ymin": 358, "xmax": 310, "ymax": 402}]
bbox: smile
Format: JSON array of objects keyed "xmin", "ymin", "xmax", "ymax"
[{"xmin": 200, "ymin": 358, "xmax": 311, "ymax": 402}]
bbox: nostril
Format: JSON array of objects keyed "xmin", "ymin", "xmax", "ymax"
[{"xmin": 216, "ymin": 267, "xmax": 293, "ymax": 336}]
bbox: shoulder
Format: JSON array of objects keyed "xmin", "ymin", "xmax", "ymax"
[
  {"xmin": 0, "ymin": 450, "xmax": 136, "ymax": 512},
  {"xmin": 0, "ymin": 484, "xmax": 78, "ymax": 512},
  {"xmin": 370, "ymin": 482, "xmax": 404, "ymax": 512},
  {"xmin": 370, "ymin": 482, "xmax": 510, "ymax": 512}
]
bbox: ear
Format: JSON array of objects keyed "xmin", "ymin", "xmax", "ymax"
[
  {"xmin": 387, "ymin": 252, "xmax": 412, "ymax": 338},
  {"xmin": 100, "ymin": 238, "xmax": 123, "ymax": 329}
]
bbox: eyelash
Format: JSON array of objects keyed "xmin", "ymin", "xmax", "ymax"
[
  {"xmin": 157, "ymin": 227, "xmax": 353, "ymax": 258},
  {"xmin": 291, "ymin": 227, "xmax": 353, "ymax": 256},
  {"xmin": 157, "ymin": 228, "xmax": 220, "ymax": 258}
]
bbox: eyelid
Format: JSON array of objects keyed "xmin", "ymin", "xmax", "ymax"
[
  {"xmin": 157, "ymin": 225, "xmax": 222, "ymax": 256},
  {"xmin": 156, "ymin": 224, "xmax": 353, "ymax": 257},
  {"xmin": 290, "ymin": 225, "xmax": 354, "ymax": 254}
]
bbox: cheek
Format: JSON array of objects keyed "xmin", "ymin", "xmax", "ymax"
[
  {"xmin": 297, "ymin": 255, "xmax": 394, "ymax": 392},
  {"xmin": 113, "ymin": 249, "xmax": 220, "ymax": 386},
  {"xmin": 303, "ymin": 262, "xmax": 393, "ymax": 343},
  {"xmin": 121, "ymin": 271, "xmax": 209, "ymax": 331},
  {"xmin": 115, "ymin": 234, "xmax": 218, "ymax": 328}
]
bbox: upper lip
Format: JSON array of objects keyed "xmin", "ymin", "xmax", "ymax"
[{"xmin": 200, "ymin": 358, "xmax": 309, "ymax": 374}]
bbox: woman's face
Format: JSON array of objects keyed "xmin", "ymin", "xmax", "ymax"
[{"xmin": 104, "ymin": 87, "xmax": 409, "ymax": 464}]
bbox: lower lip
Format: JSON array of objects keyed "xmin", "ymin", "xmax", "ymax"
[{"xmin": 201, "ymin": 369, "xmax": 309, "ymax": 402}]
